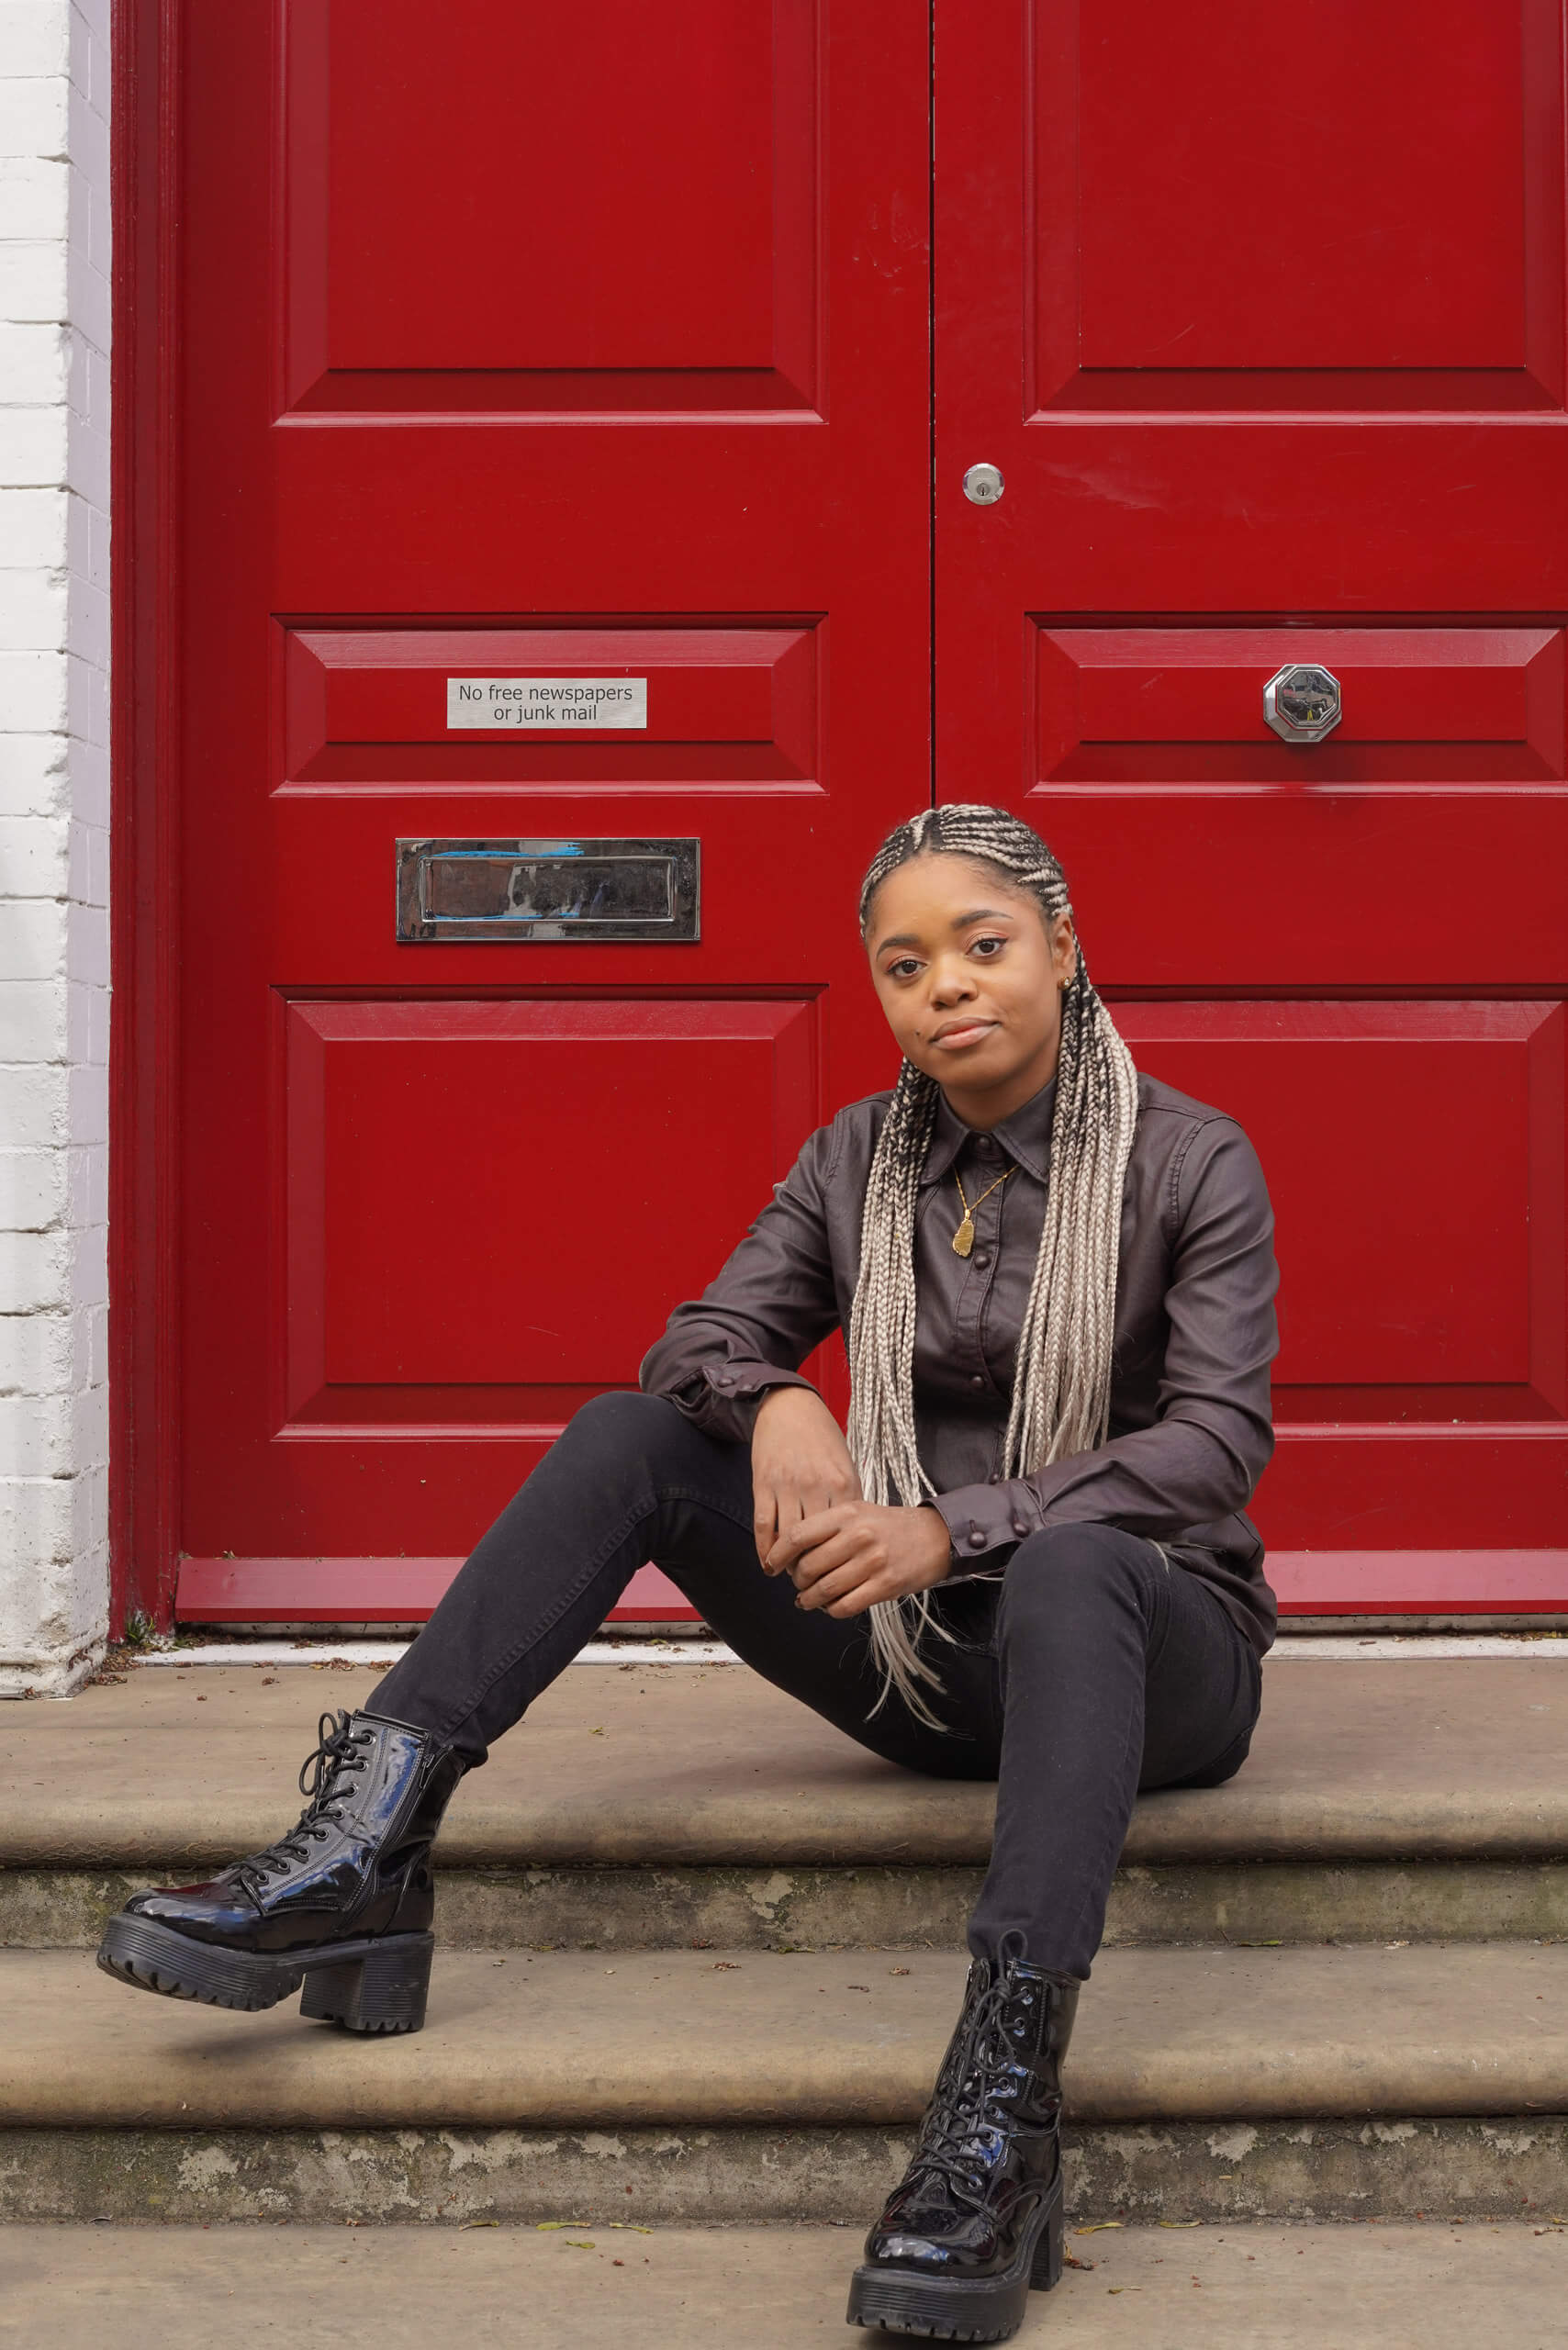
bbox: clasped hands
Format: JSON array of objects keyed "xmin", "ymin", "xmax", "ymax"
[{"xmin": 749, "ymin": 1384, "xmax": 952, "ymax": 1617}]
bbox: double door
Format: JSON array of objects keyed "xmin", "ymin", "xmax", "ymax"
[{"xmin": 161, "ymin": 1, "xmax": 1567, "ymax": 1626}]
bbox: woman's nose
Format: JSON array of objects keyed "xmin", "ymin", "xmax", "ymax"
[{"xmin": 929, "ymin": 960, "xmax": 976, "ymax": 1004}]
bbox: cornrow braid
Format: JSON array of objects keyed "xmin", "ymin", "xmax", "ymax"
[{"xmin": 849, "ymin": 803, "xmax": 1140, "ymax": 1729}]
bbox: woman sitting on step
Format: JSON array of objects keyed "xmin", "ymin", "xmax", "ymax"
[{"xmin": 99, "ymin": 802, "xmax": 1279, "ymax": 2345}]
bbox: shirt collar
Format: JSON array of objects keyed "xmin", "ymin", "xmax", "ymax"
[{"xmin": 920, "ymin": 1075, "xmax": 1057, "ymax": 1187}]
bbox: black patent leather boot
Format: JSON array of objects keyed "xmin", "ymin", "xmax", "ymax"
[
  {"xmin": 847, "ymin": 1947, "xmax": 1081, "ymax": 2343},
  {"xmin": 96, "ymin": 1710, "xmax": 464, "ymax": 2034}
]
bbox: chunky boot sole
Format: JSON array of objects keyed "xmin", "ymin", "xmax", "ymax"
[
  {"xmin": 96, "ymin": 1914, "xmax": 434, "ymax": 2035},
  {"xmin": 846, "ymin": 2171, "xmax": 1063, "ymax": 2343}
]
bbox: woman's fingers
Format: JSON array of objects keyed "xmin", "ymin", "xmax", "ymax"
[
  {"xmin": 752, "ymin": 1481, "xmax": 778, "ymax": 1567},
  {"xmin": 765, "ymin": 1504, "xmax": 855, "ymax": 1576},
  {"xmin": 797, "ymin": 1551, "xmax": 888, "ymax": 1614},
  {"xmin": 788, "ymin": 1529, "xmax": 862, "ymax": 1593}
]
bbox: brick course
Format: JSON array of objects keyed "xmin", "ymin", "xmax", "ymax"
[{"xmin": 1, "ymin": 0, "xmax": 113, "ymax": 1693}]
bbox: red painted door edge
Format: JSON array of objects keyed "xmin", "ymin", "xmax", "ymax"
[
  {"xmin": 108, "ymin": 0, "xmax": 184, "ymax": 1636},
  {"xmin": 174, "ymin": 1553, "xmax": 1568, "ymax": 1626}
]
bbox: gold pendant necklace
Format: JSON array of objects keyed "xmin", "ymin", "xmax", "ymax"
[{"xmin": 952, "ymin": 1161, "xmax": 1014, "ymax": 1257}]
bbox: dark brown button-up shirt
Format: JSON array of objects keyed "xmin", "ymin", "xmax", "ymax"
[{"xmin": 640, "ymin": 1071, "xmax": 1281, "ymax": 1654}]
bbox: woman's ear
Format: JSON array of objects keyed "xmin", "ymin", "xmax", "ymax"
[{"xmin": 1052, "ymin": 912, "xmax": 1078, "ymax": 989}]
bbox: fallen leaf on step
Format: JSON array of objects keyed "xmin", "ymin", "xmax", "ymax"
[
  {"xmin": 1158, "ymin": 2220, "xmax": 1202, "ymax": 2228},
  {"xmin": 1075, "ymin": 2222, "xmax": 1123, "ymax": 2234},
  {"xmin": 565, "ymin": 2240, "xmax": 595, "ymax": 2250},
  {"xmin": 1063, "ymin": 2253, "xmax": 1096, "ymax": 2271},
  {"xmin": 610, "ymin": 2223, "xmax": 654, "ymax": 2233},
  {"xmin": 460, "ymin": 2221, "xmax": 498, "ymax": 2231}
]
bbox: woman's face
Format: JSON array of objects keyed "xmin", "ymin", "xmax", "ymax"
[{"xmin": 865, "ymin": 850, "xmax": 1078, "ymax": 1128}]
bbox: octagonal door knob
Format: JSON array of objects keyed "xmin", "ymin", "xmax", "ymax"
[{"xmin": 1263, "ymin": 662, "xmax": 1342, "ymax": 744}]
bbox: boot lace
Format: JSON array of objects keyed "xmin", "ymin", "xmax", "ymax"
[
  {"xmin": 235, "ymin": 1711, "xmax": 375, "ymax": 1893},
  {"xmin": 908, "ymin": 1974, "xmax": 1036, "ymax": 2208}
]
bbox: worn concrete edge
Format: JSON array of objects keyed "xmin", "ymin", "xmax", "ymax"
[
  {"xmin": 1, "ymin": 2119, "xmax": 1563, "ymax": 2227},
  {"xmin": 6, "ymin": 1795, "xmax": 1567, "ymax": 1870},
  {"xmin": 7, "ymin": 2057, "xmax": 1567, "ymax": 2132}
]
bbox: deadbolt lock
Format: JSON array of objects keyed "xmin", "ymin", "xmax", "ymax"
[{"xmin": 963, "ymin": 464, "xmax": 1004, "ymax": 506}]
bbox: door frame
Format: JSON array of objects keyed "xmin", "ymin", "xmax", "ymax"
[{"xmin": 109, "ymin": 0, "xmax": 183, "ymax": 1633}]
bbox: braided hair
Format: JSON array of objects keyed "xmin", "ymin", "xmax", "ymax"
[{"xmin": 849, "ymin": 804, "xmax": 1140, "ymax": 1728}]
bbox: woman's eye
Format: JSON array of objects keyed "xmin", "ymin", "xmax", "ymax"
[
  {"xmin": 970, "ymin": 935, "xmax": 1006, "ymax": 959},
  {"xmin": 885, "ymin": 957, "xmax": 922, "ymax": 981}
]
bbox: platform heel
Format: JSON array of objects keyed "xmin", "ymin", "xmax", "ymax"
[
  {"xmin": 850, "ymin": 1952, "xmax": 1080, "ymax": 2342},
  {"xmin": 300, "ymin": 1930, "xmax": 435, "ymax": 2034},
  {"xmin": 97, "ymin": 1713, "xmax": 465, "ymax": 2033},
  {"xmin": 1028, "ymin": 2170, "xmax": 1066, "ymax": 2291}
]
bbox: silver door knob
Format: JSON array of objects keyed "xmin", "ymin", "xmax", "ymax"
[
  {"xmin": 1263, "ymin": 663, "xmax": 1342, "ymax": 744},
  {"xmin": 963, "ymin": 464, "xmax": 1004, "ymax": 506}
]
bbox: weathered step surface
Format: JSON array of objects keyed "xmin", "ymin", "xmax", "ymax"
[
  {"xmin": 6, "ymin": 1942, "xmax": 1566, "ymax": 2129},
  {"xmin": 3, "ymin": 2221, "xmax": 1565, "ymax": 2348},
  {"xmin": 4, "ymin": 1658, "xmax": 1566, "ymax": 1951},
  {"xmin": 7, "ymin": 1656, "xmax": 1568, "ymax": 1863}
]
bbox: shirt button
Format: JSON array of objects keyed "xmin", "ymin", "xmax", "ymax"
[
  {"xmin": 969, "ymin": 1373, "xmax": 985, "ymax": 1388},
  {"xmin": 1012, "ymin": 1519, "xmax": 1029, "ymax": 1539},
  {"xmin": 968, "ymin": 1530, "xmax": 987, "ymax": 1551},
  {"xmin": 976, "ymin": 1136, "xmax": 997, "ymax": 1157},
  {"xmin": 972, "ymin": 1250, "xmax": 991, "ymax": 1270}
]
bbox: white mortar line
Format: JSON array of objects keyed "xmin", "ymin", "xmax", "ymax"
[{"xmin": 126, "ymin": 1632, "xmax": 1568, "ymax": 1670}]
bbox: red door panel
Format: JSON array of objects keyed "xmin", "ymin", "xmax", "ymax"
[
  {"xmin": 935, "ymin": 0, "xmax": 1568, "ymax": 1613},
  {"xmin": 1034, "ymin": 0, "xmax": 1562, "ymax": 409},
  {"xmin": 1033, "ymin": 625, "xmax": 1568, "ymax": 990},
  {"xmin": 174, "ymin": 1, "xmax": 928, "ymax": 1623}
]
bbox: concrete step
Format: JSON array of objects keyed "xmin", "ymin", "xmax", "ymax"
[
  {"xmin": 5, "ymin": 1658, "xmax": 1567, "ymax": 1951},
  {"xmin": 4, "ymin": 2221, "xmax": 1565, "ymax": 2350},
  {"xmin": 3, "ymin": 1942, "xmax": 1565, "ymax": 2224}
]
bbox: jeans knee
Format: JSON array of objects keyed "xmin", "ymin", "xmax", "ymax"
[
  {"xmin": 557, "ymin": 1388, "xmax": 683, "ymax": 1476},
  {"xmin": 1000, "ymin": 1524, "xmax": 1156, "ymax": 1622}
]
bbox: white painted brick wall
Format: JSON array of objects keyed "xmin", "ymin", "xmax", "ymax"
[{"xmin": 0, "ymin": 0, "xmax": 112, "ymax": 1695}]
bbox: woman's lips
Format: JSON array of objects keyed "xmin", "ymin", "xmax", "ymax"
[{"xmin": 931, "ymin": 1020, "xmax": 996, "ymax": 1050}]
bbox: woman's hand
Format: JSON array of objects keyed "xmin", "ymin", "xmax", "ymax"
[
  {"xmin": 766, "ymin": 1499, "xmax": 953, "ymax": 1619},
  {"xmin": 750, "ymin": 1385, "xmax": 863, "ymax": 1570}
]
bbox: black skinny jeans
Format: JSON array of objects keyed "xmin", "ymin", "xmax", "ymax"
[{"xmin": 372, "ymin": 1393, "xmax": 1262, "ymax": 1979}]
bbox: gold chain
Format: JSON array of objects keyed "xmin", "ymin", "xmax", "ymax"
[{"xmin": 951, "ymin": 1162, "xmax": 1014, "ymax": 1258}]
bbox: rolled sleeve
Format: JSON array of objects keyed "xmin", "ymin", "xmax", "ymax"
[{"xmin": 933, "ymin": 1119, "xmax": 1278, "ymax": 1559}]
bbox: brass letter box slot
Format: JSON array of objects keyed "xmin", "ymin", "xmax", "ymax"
[{"xmin": 396, "ymin": 838, "xmax": 700, "ymax": 944}]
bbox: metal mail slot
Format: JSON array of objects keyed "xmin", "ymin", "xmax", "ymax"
[{"xmin": 396, "ymin": 838, "xmax": 700, "ymax": 944}]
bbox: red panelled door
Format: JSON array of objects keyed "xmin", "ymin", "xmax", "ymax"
[
  {"xmin": 935, "ymin": 0, "xmax": 1568, "ymax": 1613},
  {"xmin": 162, "ymin": 1, "xmax": 1566, "ymax": 1626},
  {"xmin": 173, "ymin": 2, "xmax": 930, "ymax": 1621}
]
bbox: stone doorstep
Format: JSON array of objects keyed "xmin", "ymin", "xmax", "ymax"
[
  {"xmin": 4, "ymin": 2223, "xmax": 1565, "ymax": 2349},
  {"xmin": 5, "ymin": 1945, "xmax": 1567, "ymax": 2132},
  {"xmin": 4, "ymin": 1660, "xmax": 1568, "ymax": 1871},
  {"xmin": 8, "ymin": 1859, "xmax": 1568, "ymax": 1954},
  {"xmin": 2, "ymin": 2136, "xmax": 1567, "ymax": 2235}
]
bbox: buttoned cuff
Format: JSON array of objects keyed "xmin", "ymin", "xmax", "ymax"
[
  {"xmin": 666, "ymin": 1359, "xmax": 820, "ymax": 1447},
  {"xmin": 932, "ymin": 1479, "xmax": 1042, "ymax": 1569}
]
